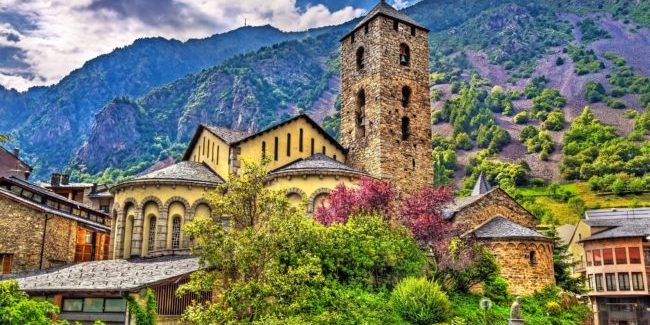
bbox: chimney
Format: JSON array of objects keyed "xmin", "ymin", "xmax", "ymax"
[
  {"xmin": 51, "ymin": 173, "xmax": 61, "ymax": 186},
  {"xmin": 61, "ymin": 174, "xmax": 70, "ymax": 185},
  {"xmin": 12, "ymin": 147, "xmax": 19, "ymax": 158}
]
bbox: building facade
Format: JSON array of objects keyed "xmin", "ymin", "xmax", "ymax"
[
  {"xmin": 44, "ymin": 174, "xmax": 114, "ymax": 213},
  {"xmin": 568, "ymin": 208, "xmax": 650, "ymax": 325},
  {"xmin": 0, "ymin": 176, "xmax": 111, "ymax": 274}
]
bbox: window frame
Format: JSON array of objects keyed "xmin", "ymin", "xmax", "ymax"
[
  {"xmin": 605, "ymin": 273, "xmax": 617, "ymax": 291},
  {"xmin": 629, "ymin": 247, "xmax": 641, "ymax": 264},
  {"xmin": 603, "ymin": 248, "xmax": 614, "ymax": 265},
  {"xmin": 615, "ymin": 247, "xmax": 627, "ymax": 264},
  {"xmin": 632, "ymin": 272, "xmax": 644, "ymax": 291},
  {"xmin": 618, "ymin": 273, "xmax": 630, "ymax": 291},
  {"xmin": 595, "ymin": 273, "xmax": 604, "ymax": 292}
]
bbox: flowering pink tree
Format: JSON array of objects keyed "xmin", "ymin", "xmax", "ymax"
[
  {"xmin": 397, "ymin": 186, "xmax": 454, "ymax": 243},
  {"xmin": 314, "ymin": 177, "xmax": 396, "ymax": 225}
]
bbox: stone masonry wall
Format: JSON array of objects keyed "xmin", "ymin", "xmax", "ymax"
[
  {"xmin": 0, "ymin": 195, "xmax": 77, "ymax": 273},
  {"xmin": 340, "ymin": 14, "xmax": 432, "ymax": 191},
  {"xmin": 487, "ymin": 239, "xmax": 555, "ymax": 296},
  {"xmin": 454, "ymin": 189, "xmax": 537, "ymax": 233}
]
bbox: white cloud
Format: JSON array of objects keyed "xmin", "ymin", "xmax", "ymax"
[{"xmin": 0, "ymin": 0, "xmax": 364, "ymax": 92}]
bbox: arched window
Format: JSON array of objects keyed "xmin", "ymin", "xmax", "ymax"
[
  {"xmin": 123, "ymin": 215, "xmax": 134, "ymax": 258},
  {"xmin": 401, "ymin": 116, "xmax": 410, "ymax": 141},
  {"xmin": 147, "ymin": 216, "xmax": 156, "ymax": 253},
  {"xmin": 529, "ymin": 251, "xmax": 537, "ymax": 266},
  {"xmin": 356, "ymin": 89, "xmax": 366, "ymax": 137},
  {"xmin": 172, "ymin": 217, "xmax": 181, "ymax": 249},
  {"xmin": 401, "ymin": 86, "xmax": 411, "ymax": 107},
  {"xmin": 399, "ymin": 44, "xmax": 410, "ymax": 66},
  {"xmin": 356, "ymin": 47, "xmax": 365, "ymax": 70}
]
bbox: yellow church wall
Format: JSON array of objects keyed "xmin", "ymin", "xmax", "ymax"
[
  {"xmin": 568, "ymin": 220, "xmax": 593, "ymax": 272},
  {"xmin": 187, "ymin": 129, "xmax": 230, "ymax": 180},
  {"xmin": 113, "ymin": 184, "xmax": 212, "ymax": 211},
  {"xmin": 266, "ymin": 173, "xmax": 360, "ymax": 212},
  {"xmin": 238, "ymin": 117, "xmax": 345, "ymax": 171}
]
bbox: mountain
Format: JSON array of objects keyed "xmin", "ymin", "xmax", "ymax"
[
  {"xmin": 0, "ymin": 24, "xmax": 334, "ymax": 177},
  {"xmin": 3, "ymin": 0, "xmax": 650, "ymax": 183}
]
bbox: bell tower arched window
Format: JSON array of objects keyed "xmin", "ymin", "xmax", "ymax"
[
  {"xmin": 399, "ymin": 44, "xmax": 410, "ymax": 66},
  {"xmin": 401, "ymin": 86, "xmax": 411, "ymax": 107},
  {"xmin": 356, "ymin": 89, "xmax": 366, "ymax": 137},
  {"xmin": 401, "ymin": 116, "xmax": 410, "ymax": 141},
  {"xmin": 356, "ymin": 47, "xmax": 365, "ymax": 70}
]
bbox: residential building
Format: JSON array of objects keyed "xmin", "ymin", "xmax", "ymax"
[
  {"xmin": 0, "ymin": 176, "xmax": 111, "ymax": 274},
  {"xmin": 44, "ymin": 173, "xmax": 114, "ymax": 213},
  {"xmin": 0, "ymin": 146, "xmax": 31, "ymax": 180},
  {"xmin": 569, "ymin": 208, "xmax": 650, "ymax": 324}
]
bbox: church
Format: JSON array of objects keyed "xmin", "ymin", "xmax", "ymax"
[{"xmin": 12, "ymin": 2, "xmax": 554, "ymax": 324}]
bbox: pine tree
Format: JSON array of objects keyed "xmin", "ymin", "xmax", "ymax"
[{"xmin": 544, "ymin": 226, "xmax": 585, "ymax": 293}]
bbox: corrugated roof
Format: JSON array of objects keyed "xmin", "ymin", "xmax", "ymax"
[
  {"xmin": 471, "ymin": 216, "xmax": 549, "ymax": 240},
  {"xmin": 9, "ymin": 256, "xmax": 199, "ymax": 292},
  {"xmin": 269, "ymin": 154, "xmax": 367, "ymax": 177},
  {"xmin": 585, "ymin": 208, "xmax": 650, "ymax": 221}
]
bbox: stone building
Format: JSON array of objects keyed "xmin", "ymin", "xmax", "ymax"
[
  {"xmin": 0, "ymin": 146, "xmax": 31, "ymax": 180},
  {"xmin": 340, "ymin": 0, "xmax": 432, "ymax": 191},
  {"xmin": 446, "ymin": 176, "xmax": 555, "ymax": 295},
  {"xmin": 0, "ymin": 176, "xmax": 111, "ymax": 274}
]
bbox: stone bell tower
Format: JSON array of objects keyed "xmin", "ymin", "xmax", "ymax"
[{"xmin": 340, "ymin": 0, "xmax": 432, "ymax": 190}]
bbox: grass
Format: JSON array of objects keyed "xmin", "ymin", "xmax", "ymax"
[{"xmin": 520, "ymin": 182, "xmax": 650, "ymax": 225}]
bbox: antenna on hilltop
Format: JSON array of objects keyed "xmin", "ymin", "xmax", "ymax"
[{"xmin": 244, "ymin": 18, "xmax": 247, "ymax": 27}]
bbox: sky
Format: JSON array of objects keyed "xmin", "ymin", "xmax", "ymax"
[{"xmin": 0, "ymin": 0, "xmax": 413, "ymax": 92}]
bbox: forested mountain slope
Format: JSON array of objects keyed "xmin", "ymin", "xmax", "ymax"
[{"xmin": 2, "ymin": 0, "xmax": 649, "ymax": 185}]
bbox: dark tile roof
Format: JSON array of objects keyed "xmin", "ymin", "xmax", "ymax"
[
  {"xmin": 10, "ymin": 256, "xmax": 199, "ymax": 292},
  {"xmin": 203, "ymin": 125, "xmax": 252, "ymax": 144},
  {"xmin": 471, "ymin": 216, "xmax": 549, "ymax": 240},
  {"xmin": 342, "ymin": 0, "xmax": 428, "ymax": 40},
  {"xmin": 471, "ymin": 172, "xmax": 491, "ymax": 196},
  {"xmin": 129, "ymin": 161, "xmax": 224, "ymax": 184},
  {"xmin": 269, "ymin": 154, "xmax": 367, "ymax": 177},
  {"xmin": 0, "ymin": 187, "xmax": 110, "ymax": 232}
]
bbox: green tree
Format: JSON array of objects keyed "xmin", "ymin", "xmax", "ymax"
[
  {"xmin": 584, "ymin": 81, "xmax": 606, "ymax": 103},
  {"xmin": 390, "ymin": 277, "xmax": 452, "ymax": 324},
  {"xmin": 126, "ymin": 289, "xmax": 157, "ymax": 325},
  {"xmin": 0, "ymin": 280, "xmax": 65, "ymax": 325},
  {"xmin": 179, "ymin": 159, "xmax": 425, "ymax": 324},
  {"xmin": 543, "ymin": 228, "xmax": 585, "ymax": 294}
]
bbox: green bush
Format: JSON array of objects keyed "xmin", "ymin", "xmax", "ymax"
[
  {"xmin": 390, "ymin": 277, "xmax": 452, "ymax": 325},
  {"xmin": 483, "ymin": 277, "xmax": 509, "ymax": 304},
  {"xmin": 513, "ymin": 111, "xmax": 530, "ymax": 124},
  {"xmin": 542, "ymin": 111, "xmax": 565, "ymax": 131},
  {"xmin": 555, "ymin": 57, "xmax": 565, "ymax": 65},
  {"xmin": 532, "ymin": 89, "xmax": 566, "ymax": 115},
  {"xmin": 545, "ymin": 301, "xmax": 562, "ymax": 315},
  {"xmin": 455, "ymin": 132, "xmax": 473, "ymax": 150},
  {"xmin": 585, "ymin": 81, "xmax": 606, "ymax": 103},
  {"xmin": 606, "ymin": 97, "xmax": 626, "ymax": 109}
]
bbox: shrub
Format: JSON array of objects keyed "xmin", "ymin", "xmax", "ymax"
[
  {"xmin": 624, "ymin": 109, "xmax": 639, "ymax": 119},
  {"xmin": 513, "ymin": 111, "xmax": 530, "ymax": 124},
  {"xmin": 542, "ymin": 111, "xmax": 565, "ymax": 131},
  {"xmin": 545, "ymin": 301, "xmax": 562, "ymax": 315},
  {"xmin": 555, "ymin": 57, "xmax": 564, "ymax": 65},
  {"xmin": 483, "ymin": 277, "xmax": 509, "ymax": 304},
  {"xmin": 607, "ymin": 97, "xmax": 626, "ymax": 109},
  {"xmin": 455, "ymin": 132, "xmax": 473, "ymax": 151},
  {"xmin": 390, "ymin": 277, "xmax": 452, "ymax": 325},
  {"xmin": 585, "ymin": 81, "xmax": 606, "ymax": 103}
]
